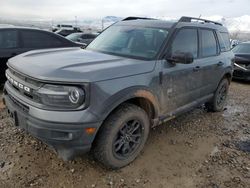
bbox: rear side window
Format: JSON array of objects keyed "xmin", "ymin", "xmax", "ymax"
[
  {"xmin": 201, "ymin": 29, "xmax": 217, "ymax": 57},
  {"xmin": 171, "ymin": 28, "xmax": 198, "ymax": 58},
  {"xmin": 21, "ymin": 30, "xmax": 63, "ymax": 48},
  {"xmin": 0, "ymin": 30, "xmax": 18, "ymax": 49},
  {"xmin": 218, "ymin": 32, "xmax": 230, "ymax": 52}
]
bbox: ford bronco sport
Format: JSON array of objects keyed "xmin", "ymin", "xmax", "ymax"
[{"xmin": 3, "ymin": 17, "xmax": 234, "ymax": 169}]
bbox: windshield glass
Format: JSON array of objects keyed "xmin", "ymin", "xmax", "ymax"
[
  {"xmin": 66, "ymin": 33, "xmax": 82, "ymax": 41},
  {"xmin": 232, "ymin": 43, "xmax": 250, "ymax": 53},
  {"xmin": 86, "ymin": 25, "xmax": 168, "ymax": 59}
]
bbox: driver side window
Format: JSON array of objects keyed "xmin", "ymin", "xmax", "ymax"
[{"xmin": 171, "ymin": 28, "xmax": 198, "ymax": 58}]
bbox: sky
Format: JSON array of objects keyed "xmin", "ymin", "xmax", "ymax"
[{"xmin": 0, "ymin": 0, "xmax": 250, "ymax": 20}]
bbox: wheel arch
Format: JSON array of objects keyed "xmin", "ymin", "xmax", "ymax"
[{"xmin": 97, "ymin": 87, "xmax": 161, "ymax": 126}]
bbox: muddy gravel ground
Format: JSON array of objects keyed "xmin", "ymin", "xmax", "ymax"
[{"xmin": 0, "ymin": 81, "xmax": 249, "ymax": 188}]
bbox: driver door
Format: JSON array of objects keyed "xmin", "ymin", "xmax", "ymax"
[{"xmin": 160, "ymin": 28, "xmax": 203, "ymax": 114}]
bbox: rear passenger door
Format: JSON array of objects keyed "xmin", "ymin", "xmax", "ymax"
[{"xmin": 196, "ymin": 29, "xmax": 223, "ymax": 97}]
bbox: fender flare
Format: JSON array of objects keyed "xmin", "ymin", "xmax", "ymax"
[{"xmin": 97, "ymin": 86, "xmax": 160, "ymax": 121}]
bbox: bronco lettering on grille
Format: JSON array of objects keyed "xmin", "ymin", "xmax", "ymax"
[{"xmin": 6, "ymin": 72, "xmax": 31, "ymax": 93}]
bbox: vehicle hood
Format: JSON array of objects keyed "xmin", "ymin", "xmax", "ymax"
[
  {"xmin": 234, "ymin": 53, "xmax": 250, "ymax": 65},
  {"xmin": 8, "ymin": 48, "xmax": 155, "ymax": 82}
]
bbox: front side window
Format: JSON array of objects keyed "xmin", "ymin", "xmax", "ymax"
[
  {"xmin": 201, "ymin": 29, "xmax": 217, "ymax": 57},
  {"xmin": 87, "ymin": 25, "xmax": 168, "ymax": 59},
  {"xmin": 21, "ymin": 30, "xmax": 62, "ymax": 48},
  {"xmin": 0, "ymin": 30, "xmax": 18, "ymax": 49},
  {"xmin": 171, "ymin": 28, "xmax": 198, "ymax": 58}
]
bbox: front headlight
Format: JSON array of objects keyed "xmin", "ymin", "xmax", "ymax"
[{"xmin": 34, "ymin": 84, "xmax": 86, "ymax": 109}]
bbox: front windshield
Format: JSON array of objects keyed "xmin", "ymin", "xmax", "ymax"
[
  {"xmin": 87, "ymin": 25, "xmax": 168, "ymax": 59},
  {"xmin": 232, "ymin": 43, "xmax": 250, "ymax": 53},
  {"xmin": 66, "ymin": 33, "xmax": 82, "ymax": 41}
]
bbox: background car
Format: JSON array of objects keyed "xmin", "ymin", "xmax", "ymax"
[
  {"xmin": 0, "ymin": 26, "xmax": 81, "ymax": 84},
  {"xmin": 66, "ymin": 32, "xmax": 99, "ymax": 45},
  {"xmin": 55, "ymin": 28, "xmax": 82, "ymax": 37},
  {"xmin": 52, "ymin": 24, "xmax": 75, "ymax": 32},
  {"xmin": 232, "ymin": 42, "xmax": 250, "ymax": 81},
  {"xmin": 230, "ymin": 39, "xmax": 240, "ymax": 49}
]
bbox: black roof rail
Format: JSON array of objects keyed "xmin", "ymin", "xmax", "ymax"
[
  {"xmin": 179, "ymin": 16, "xmax": 223, "ymax": 26},
  {"xmin": 122, "ymin": 17, "xmax": 156, "ymax": 21}
]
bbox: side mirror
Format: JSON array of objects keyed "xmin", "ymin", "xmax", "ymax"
[{"xmin": 166, "ymin": 52, "xmax": 194, "ymax": 64}]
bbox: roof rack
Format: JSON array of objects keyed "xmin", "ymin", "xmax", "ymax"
[
  {"xmin": 179, "ymin": 16, "xmax": 223, "ymax": 26},
  {"xmin": 122, "ymin": 17, "xmax": 156, "ymax": 21}
]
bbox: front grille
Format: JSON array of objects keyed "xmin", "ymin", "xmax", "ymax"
[
  {"xmin": 8, "ymin": 68, "xmax": 42, "ymax": 87},
  {"xmin": 6, "ymin": 68, "xmax": 42, "ymax": 103},
  {"xmin": 6, "ymin": 91, "xmax": 29, "ymax": 113}
]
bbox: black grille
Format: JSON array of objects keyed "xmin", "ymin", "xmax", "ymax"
[
  {"xmin": 6, "ymin": 68, "xmax": 42, "ymax": 103},
  {"xmin": 9, "ymin": 68, "xmax": 42, "ymax": 87},
  {"xmin": 7, "ymin": 91, "xmax": 29, "ymax": 113}
]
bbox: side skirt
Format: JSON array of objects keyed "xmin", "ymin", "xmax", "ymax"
[{"xmin": 153, "ymin": 94, "xmax": 214, "ymax": 127}]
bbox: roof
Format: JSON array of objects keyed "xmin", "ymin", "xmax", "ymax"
[
  {"xmin": 0, "ymin": 24, "xmax": 15, "ymax": 28},
  {"xmin": 0, "ymin": 26, "xmax": 41, "ymax": 30},
  {"xmin": 116, "ymin": 19, "xmax": 175, "ymax": 29},
  {"xmin": 115, "ymin": 16, "xmax": 228, "ymax": 32}
]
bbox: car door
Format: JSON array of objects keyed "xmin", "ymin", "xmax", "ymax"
[
  {"xmin": 197, "ymin": 29, "xmax": 224, "ymax": 97},
  {"xmin": 160, "ymin": 27, "xmax": 203, "ymax": 114}
]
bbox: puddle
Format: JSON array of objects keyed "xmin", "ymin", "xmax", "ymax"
[
  {"xmin": 236, "ymin": 140, "xmax": 250, "ymax": 153},
  {"xmin": 223, "ymin": 105, "xmax": 245, "ymax": 117}
]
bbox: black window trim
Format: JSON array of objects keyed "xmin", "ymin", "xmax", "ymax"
[{"xmin": 198, "ymin": 28, "xmax": 220, "ymax": 59}]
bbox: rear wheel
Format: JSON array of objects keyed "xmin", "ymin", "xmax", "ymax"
[
  {"xmin": 92, "ymin": 103, "xmax": 150, "ymax": 169},
  {"xmin": 205, "ymin": 78, "xmax": 229, "ymax": 112}
]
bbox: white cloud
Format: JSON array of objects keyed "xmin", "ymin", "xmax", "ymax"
[{"xmin": 0, "ymin": 0, "xmax": 249, "ymax": 20}]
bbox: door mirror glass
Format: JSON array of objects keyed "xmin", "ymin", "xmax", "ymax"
[{"xmin": 166, "ymin": 52, "xmax": 194, "ymax": 64}]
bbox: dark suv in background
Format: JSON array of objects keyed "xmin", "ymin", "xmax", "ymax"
[
  {"xmin": 0, "ymin": 27, "xmax": 81, "ymax": 84},
  {"xmin": 232, "ymin": 42, "xmax": 250, "ymax": 81},
  {"xmin": 3, "ymin": 17, "xmax": 234, "ymax": 169}
]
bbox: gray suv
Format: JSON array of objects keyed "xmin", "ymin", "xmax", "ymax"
[{"xmin": 3, "ymin": 17, "xmax": 234, "ymax": 169}]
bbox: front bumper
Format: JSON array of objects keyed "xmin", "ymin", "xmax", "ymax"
[
  {"xmin": 3, "ymin": 84, "xmax": 103, "ymax": 160},
  {"xmin": 233, "ymin": 68, "xmax": 250, "ymax": 81}
]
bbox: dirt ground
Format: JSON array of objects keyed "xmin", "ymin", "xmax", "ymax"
[{"xmin": 0, "ymin": 81, "xmax": 249, "ymax": 188}]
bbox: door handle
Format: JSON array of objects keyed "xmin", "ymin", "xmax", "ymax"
[
  {"xmin": 217, "ymin": 62, "xmax": 224, "ymax": 66},
  {"xmin": 193, "ymin": 66, "xmax": 201, "ymax": 72}
]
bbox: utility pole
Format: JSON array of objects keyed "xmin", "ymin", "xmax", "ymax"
[
  {"xmin": 101, "ymin": 18, "xmax": 104, "ymax": 31},
  {"xmin": 75, "ymin": 16, "xmax": 78, "ymax": 27}
]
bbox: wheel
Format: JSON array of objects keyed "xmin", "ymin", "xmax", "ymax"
[
  {"xmin": 92, "ymin": 103, "xmax": 150, "ymax": 169},
  {"xmin": 205, "ymin": 78, "xmax": 229, "ymax": 112}
]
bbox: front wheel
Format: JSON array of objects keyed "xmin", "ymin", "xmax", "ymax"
[
  {"xmin": 205, "ymin": 78, "xmax": 229, "ymax": 112},
  {"xmin": 92, "ymin": 103, "xmax": 150, "ymax": 169}
]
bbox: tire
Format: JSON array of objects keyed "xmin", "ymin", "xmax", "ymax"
[
  {"xmin": 205, "ymin": 78, "xmax": 229, "ymax": 112},
  {"xmin": 92, "ymin": 103, "xmax": 150, "ymax": 169}
]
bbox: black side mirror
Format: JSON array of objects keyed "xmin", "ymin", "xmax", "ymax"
[{"xmin": 166, "ymin": 52, "xmax": 194, "ymax": 64}]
